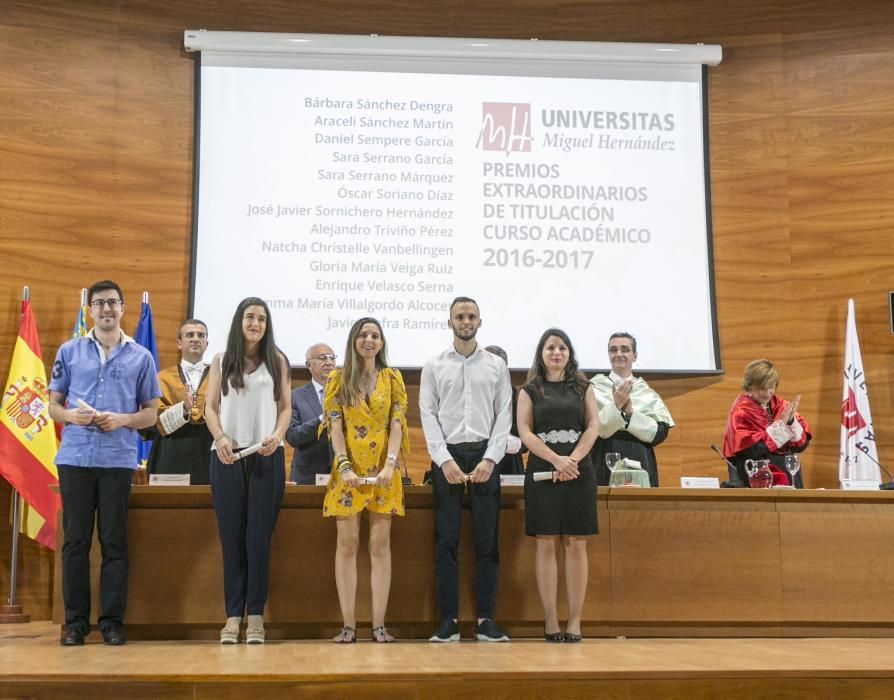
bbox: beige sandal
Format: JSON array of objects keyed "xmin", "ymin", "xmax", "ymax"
[
  {"xmin": 220, "ymin": 616, "xmax": 240, "ymax": 644},
  {"xmin": 245, "ymin": 614, "xmax": 265, "ymax": 644}
]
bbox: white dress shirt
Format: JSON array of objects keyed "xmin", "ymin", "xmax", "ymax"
[
  {"xmin": 181, "ymin": 359, "xmax": 207, "ymax": 394},
  {"xmin": 419, "ymin": 344, "xmax": 512, "ymax": 467},
  {"xmin": 157, "ymin": 358, "xmax": 207, "ymax": 435},
  {"xmin": 312, "ymin": 378, "xmax": 325, "ymax": 420}
]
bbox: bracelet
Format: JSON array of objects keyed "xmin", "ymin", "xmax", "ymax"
[
  {"xmin": 385, "ymin": 453, "xmax": 398, "ymax": 464},
  {"xmin": 336, "ymin": 454, "xmax": 352, "ymax": 473},
  {"xmin": 213, "ymin": 434, "xmax": 226, "ymax": 444}
]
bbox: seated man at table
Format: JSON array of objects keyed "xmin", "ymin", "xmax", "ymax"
[
  {"xmin": 285, "ymin": 342, "xmax": 336, "ymax": 484},
  {"xmin": 146, "ymin": 319, "xmax": 212, "ymax": 484},
  {"xmin": 590, "ymin": 332, "xmax": 674, "ymax": 486}
]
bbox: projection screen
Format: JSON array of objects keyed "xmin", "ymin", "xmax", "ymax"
[{"xmin": 185, "ymin": 32, "xmax": 722, "ymax": 372}]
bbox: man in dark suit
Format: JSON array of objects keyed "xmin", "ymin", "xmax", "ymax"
[{"xmin": 286, "ymin": 343, "xmax": 336, "ymax": 484}]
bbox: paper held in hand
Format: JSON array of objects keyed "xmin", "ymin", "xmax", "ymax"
[
  {"xmin": 75, "ymin": 398, "xmax": 97, "ymax": 413},
  {"xmin": 233, "ymin": 442, "xmax": 263, "ymax": 460}
]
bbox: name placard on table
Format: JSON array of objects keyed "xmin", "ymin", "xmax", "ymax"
[
  {"xmin": 680, "ymin": 476, "xmax": 720, "ymax": 489},
  {"xmin": 149, "ymin": 473, "xmax": 191, "ymax": 486},
  {"xmin": 840, "ymin": 479, "xmax": 880, "ymax": 491}
]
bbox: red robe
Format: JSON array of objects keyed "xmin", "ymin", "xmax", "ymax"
[{"xmin": 722, "ymin": 394, "xmax": 811, "ymax": 484}]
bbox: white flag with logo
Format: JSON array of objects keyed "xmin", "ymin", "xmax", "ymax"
[{"xmin": 839, "ymin": 298, "xmax": 880, "ymax": 483}]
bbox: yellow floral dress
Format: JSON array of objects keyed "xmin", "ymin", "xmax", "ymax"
[{"xmin": 322, "ymin": 367, "xmax": 409, "ymax": 517}]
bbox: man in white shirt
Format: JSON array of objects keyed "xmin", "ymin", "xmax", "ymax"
[
  {"xmin": 285, "ymin": 343, "xmax": 336, "ymax": 484},
  {"xmin": 419, "ymin": 297, "xmax": 512, "ymax": 642},
  {"xmin": 146, "ymin": 319, "xmax": 212, "ymax": 484}
]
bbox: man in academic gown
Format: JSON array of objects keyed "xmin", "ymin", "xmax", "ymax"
[
  {"xmin": 590, "ymin": 332, "xmax": 674, "ymax": 486},
  {"xmin": 145, "ymin": 319, "xmax": 212, "ymax": 484}
]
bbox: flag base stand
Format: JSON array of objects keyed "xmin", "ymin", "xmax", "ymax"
[{"xmin": 0, "ymin": 604, "xmax": 30, "ymax": 623}]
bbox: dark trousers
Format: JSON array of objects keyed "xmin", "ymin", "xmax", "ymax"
[
  {"xmin": 431, "ymin": 442, "xmax": 501, "ymax": 621},
  {"xmin": 210, "ymin": 448, "xmax": 285, "ymax": 618},
  {"xmin": 58, "ymin": 465, "xmax": 134, "ymax": 633}
]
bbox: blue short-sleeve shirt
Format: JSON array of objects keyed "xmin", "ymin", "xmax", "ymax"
[{"xmin": 49, "ymin": 331, "xmax": 161, "ymax": 469}]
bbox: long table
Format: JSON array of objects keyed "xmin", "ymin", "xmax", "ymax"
[{"xmin": 53, "ymin": 487, "xmax": 894, "ymax": 639}]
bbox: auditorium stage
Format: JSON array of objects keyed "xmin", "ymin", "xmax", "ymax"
[{"xmin": 3, "ymin": 622, "xmax": 894, "ymax": 698}]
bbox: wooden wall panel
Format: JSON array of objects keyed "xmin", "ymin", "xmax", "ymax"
[{"xmin": 1, "ymin": 0, "xmax": 892, "ymax": 618}]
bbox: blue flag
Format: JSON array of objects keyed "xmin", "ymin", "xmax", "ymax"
[{"xmin": 134, "ymin": 300, "xmax": 159, "ymax": 466}]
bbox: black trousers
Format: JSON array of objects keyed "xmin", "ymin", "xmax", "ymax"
[
  {"xmin": 431, "ymin": 442, "xmax": 501, "ymax": 621},
  {"xmin": 58, "ymin": 465, "xmax": 134, "ymax": 633},
  {"xmin": 210, "ymin": 448, "xmax": 285, "ymax": 618}
]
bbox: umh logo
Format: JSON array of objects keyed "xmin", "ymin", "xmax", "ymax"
[{"xmin": 476, "ymin": 102, "xmax": 533, "ymax": 155}]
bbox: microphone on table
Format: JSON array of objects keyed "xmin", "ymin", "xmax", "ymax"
[
  {"xmin": 710, "ymin": 444, "xmax": 745, "ymax": 488},
  {"xmin": 400, "ymin": 458, "xmax": 413, "ymax": 487},
  {"xmin": 853, "ymin": 450, "xmax": 894, "ymax": 490}
]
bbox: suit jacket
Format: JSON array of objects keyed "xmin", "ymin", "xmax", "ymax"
[{"xmin": 285, "ymin": 382, "xmax": 332, "ymax": 484}]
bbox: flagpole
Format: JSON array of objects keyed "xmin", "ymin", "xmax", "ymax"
[{"xmin": 1, "ymin": 286, "xmax": 31, "ymax": 623}]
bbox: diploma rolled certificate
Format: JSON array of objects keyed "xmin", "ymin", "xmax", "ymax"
[
  {"xmin": 234, "ymin": 442, "xmax": 263, "ymax": 460},
  {"xmin": 533, "ymin": 471, "xmax": 555, "ymax": 482},
  {"xmin": 74, "ymin": 398, "xmax": 97, "ymax": 413}
]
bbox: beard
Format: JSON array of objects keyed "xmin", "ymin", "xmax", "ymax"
[{"xmin": 452, "ymin": 325, "xmax": 478, "ymax": 341}]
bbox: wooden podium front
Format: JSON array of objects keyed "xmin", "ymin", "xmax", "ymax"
[{"xmin": 53, "ymin": 487, "xmax": 894, "ymax": 639}]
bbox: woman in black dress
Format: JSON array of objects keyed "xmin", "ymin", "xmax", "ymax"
[{"xmin": 517, "ymin": 328, "xmax": 599, "ymax": 643}]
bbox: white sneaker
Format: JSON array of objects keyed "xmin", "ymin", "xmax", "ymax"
[
  {"xmin": 220, "ymin": 616, "xmax": 241, "ymax": 644},
  {"xmin": 246, "ymin": 614, "xmax": 265, "ymax": 644}
]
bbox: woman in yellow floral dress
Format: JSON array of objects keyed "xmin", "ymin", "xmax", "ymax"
[{"xmin": 323, "ymin": 317, "xmax": 409, "ymax": 643}]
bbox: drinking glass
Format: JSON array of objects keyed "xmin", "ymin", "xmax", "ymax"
[
  {"xmin": 605, "ymin": 453, "xmax": 622, "ymax": 472},
  {"xmin": 784, "ymin": 454, "xmax": 801, "ymax": 488}
]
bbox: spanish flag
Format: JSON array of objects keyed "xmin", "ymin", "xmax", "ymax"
[{"xmin": 0, "ymin": 301, "xmax": 59, "ymax": 549}]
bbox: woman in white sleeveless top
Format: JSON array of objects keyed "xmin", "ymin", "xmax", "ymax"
[{"xmin": 205, "ymin": 297, "xmax": 291, "ymax": 644}]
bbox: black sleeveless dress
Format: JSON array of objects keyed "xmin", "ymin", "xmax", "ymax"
[{"xmin": 523, "ymin": 380, "xmax": 597, "ymax": 536}]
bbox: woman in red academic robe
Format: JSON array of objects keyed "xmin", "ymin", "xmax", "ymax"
[{"xmin": 722, "ymin": 359, "xmax": 811, "ymax": 487}]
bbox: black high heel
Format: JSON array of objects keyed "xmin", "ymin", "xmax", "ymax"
[{"xmin": 563, "ymin": 631, "xmax": 582, "ymax": 643}]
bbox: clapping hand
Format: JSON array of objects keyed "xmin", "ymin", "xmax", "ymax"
[
  {"xmin": 613, "ymin": 381, "xmax": 632, "ymax": 411},
  {"xmin": 779, "ymin": 395, "xmax": 801, "ymax": 424}
]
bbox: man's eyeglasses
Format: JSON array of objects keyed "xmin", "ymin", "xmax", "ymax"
[
  {"xmin": 90, "ymin": 299, "xmax": 123, "ymax": 309},
  {"xmin": 309, "ymin": 354, "xmax": 337, "ymax": 362}
]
